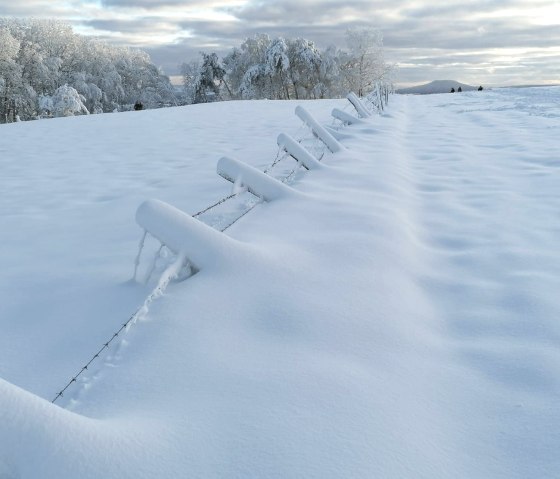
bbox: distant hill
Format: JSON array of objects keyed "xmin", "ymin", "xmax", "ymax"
[{"xmin": 397, "ymin": 80, "xmax": 479, "ymax": 95}]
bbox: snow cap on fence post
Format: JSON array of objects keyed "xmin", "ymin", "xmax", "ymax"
[
  {"xmin": 347, "ymin": 92, "xmax": 372, "ymax": 118},
  {"xmin": 136, "ymin": 199, "xmax": 239, "ymax": 269},
  {"xmin": 294, "ymin": 106, "xmax": 344, "ymax": 154},
  {"xmin": 331, "ymin": 108, "xmax": 364, "ymax": 125},
  {"xmin": 217, "ymin": 156, "xmax": 295, "ymax": 202},
  {"xmin": 277, "ymin": 133, "xmax": 323, "ymax": 170}
]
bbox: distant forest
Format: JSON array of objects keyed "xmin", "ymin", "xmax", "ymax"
[
  {"xmin": 0, "ymin": 18, "xmax": 176, "ymax": 123},
  {"xmin": 181, "ymin": 28, "xmax": 392, "ymax": 104},
  {"xmin": 0, "ymin": 18, "xmax": 392, "ymax": 123}
]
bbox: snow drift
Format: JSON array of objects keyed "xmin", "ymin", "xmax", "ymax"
[{"xmin": 1, "ymin": 87, "xmax": 560, "ymax": 478}]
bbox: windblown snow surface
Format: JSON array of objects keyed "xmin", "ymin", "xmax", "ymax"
[{"xmin": 1, "ymin": 87, "xmax": 559, "ymax": 478}]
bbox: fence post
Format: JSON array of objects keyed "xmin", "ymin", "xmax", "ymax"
[
  {"xmin": 295, "ymin": 106, "xmax": 344, "ymax": 153},
  {"xmin": 347, "ymin": 92, "xmax": 371, "ymax": 118},
  {"xmin": 217, "ymin": 156, "xmax": 295, "ymax": 201},
  {"xmin": 277, "ymin": 133, "xmax": 323, "ymax": 170},
  {"xmin": 136, "ymin": 199, "xmax": 240, "ymax": 269},
  {"xmin": 331, "ymin": 108, "xmax": 364, "ymax": 125}
]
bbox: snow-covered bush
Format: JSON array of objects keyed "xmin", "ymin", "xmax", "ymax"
[
  {"xmin": 38, "ymin": 94, "xmax": 54, "ymax": 117},
  {"xmin": 52, "ymin": 84, "xmax": 89, "ymax": 117}
]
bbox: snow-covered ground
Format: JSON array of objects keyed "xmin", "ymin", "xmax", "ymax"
[{"xmin": 1, "ymin": 87, "xmax": 559, "ymax": 478}]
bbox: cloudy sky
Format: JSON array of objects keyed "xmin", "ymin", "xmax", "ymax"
[{"xmin": 1, "ymin": 0, "xmax": 559, "ymax": 86}]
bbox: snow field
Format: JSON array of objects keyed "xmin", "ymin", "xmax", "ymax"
[{"xmin": 1, "ymin": 87, "xmax": 559, "ymax": 477}]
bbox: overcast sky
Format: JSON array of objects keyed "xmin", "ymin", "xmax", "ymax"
[{"xmin": 1, "ymin": 0, "xmax": 559, "ymax": 86}]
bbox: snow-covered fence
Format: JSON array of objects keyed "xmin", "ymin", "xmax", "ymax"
[
  {"xmin": 51, "ymin": 83, "xmax": 391, "ymax": 405},
  {"xmin": 136, "ymin": 199, "xmax": 242, "ymax": 269},
  {"xmin": 365, "ymin": 82, "xmax": 390, "ymax": 113},
  {"xmin": 330, "ymin": 84, "xmax": 390, "ymax": 130},
  {"xmin": 277, "ymin": 133, "xmax": 323, "ymax": 170},
  {"xmin": 295, "ymin": 106, "xmax": 344, "ymax": 153},
  {"xmin": 217, "ymin": 156, "xmax": 296, "ymax": 201},
  {"xmin": 134, "ymin": 86, "xmax": 391, "ymax": 280},
  {"xmin": 347, "ymin": 92, "xmax": 371, "ymax": 118},
  {"xmin": 331, "ymin": 108, "xmax": 364, "ymax": 125}
]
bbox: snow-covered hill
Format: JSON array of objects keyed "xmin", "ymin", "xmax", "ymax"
[
  {"xmin": 397, "ymin": 79, "xmax": 479, "ymax": 94},
  {"xmin": 1, "ymin": 87, "xmax": 560, "ymax": 478}
]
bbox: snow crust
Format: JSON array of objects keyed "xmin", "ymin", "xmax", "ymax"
[{"xmin": 1, "ymin": 88, "xmax": 560, "ymax": 478}]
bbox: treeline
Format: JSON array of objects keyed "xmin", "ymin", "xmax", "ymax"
[
  {"xmin": 0, "ymin": 19, "xmax": 393, "ymax": 123},
  {"xmin": 0, "ymin": 18, "xmax": 175, "ymax": 123},
  {"xmin": 181, "ymin": 28, "xmax": 392, "ymax": 104}
]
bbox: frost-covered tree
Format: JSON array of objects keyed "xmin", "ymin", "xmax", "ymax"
[
  {"xmin": 222, "ymin": 34, "xmax": 271, "ymax": 99},
  {"xmin": 0, "ymin": 26, "xmax": 19, "ymax": 60},
  {"xmin": 0, "ymin": 27, "xmax": 27, "ymax": 122},
  {"xmin": 180, "ymin": 59, "xmax": 199, "ymax": 104},
  {"xmin": 317, "ymin": 44, "xmax": 343, "ymax": 98},
  {"xmin": 0, "ymin": 18, "xmax": 176, "ymax": 122},
  {"xmin": 51, "ymin": 84, "xmax": 89, "ymax": 117},
  {"xmin": 239, "ymin": 63, "xmax": 267, "ymax": 99},
  {"xmin": 193, "ymin": 52, "xmax": 228, "ymax": 103},
  {"xmin": 71, "ymin": 72, "xmax": 103, "ymax": 114},
  {"xmin": 182, "ymin": 30, "xmax": 391, "ymax": 102},
  {"xmin": 265, "ymin": 37, "xmax": 290, "ymax": 99},
  {"xmin": 344, "ymin": 27, "xmax": 388, "ymax": 96},
  {"xmin": 286, "ymin": 38, "xmax": 323, "ymax": 99}
]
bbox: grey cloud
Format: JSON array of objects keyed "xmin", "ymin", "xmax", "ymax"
[
  {"xmin": 384, "ymin": 19, "xmax": 560, "ymax": 50},
  {"xmin": 397, "ymin": 52, "xmax": 501, "ymax": 67},
  {"xmin": 100, "ymin": 0, "xmax": 206, "ymax": 8},
  {"xmin": 144, "ymin": 42, "xmax": 200, "ymax": 74},
  {"xmin": 0, "ymin": 1, "xmax": 71, "ymax": 16},
  {"xmin": 1, "ymin": 0, "xmax": 557, "ymax": 86},
  {"xmin": 99, "ymin": 0, "xmax": 244, "ymax": 9},
  {"xmin": 404, "ymin": 0, "xmax": 555, "ymax": 18},
  {"xmin": 177, "ymin": 18, "xmax": 355, "ymax": 44},
  {"xmin": 229, "ymin": 0, "xmax": 396, "ymax": 24},
  {"xmin": 391, "ymin": 43, "xmax": 560, "ymax": 86},
  {"xmin": 150, "ymin": 11, "xmax": 560, "ymax": 85},
  {"xmin": 84, "ymin": 17, "xmax": 178, "ymax": 35}
]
